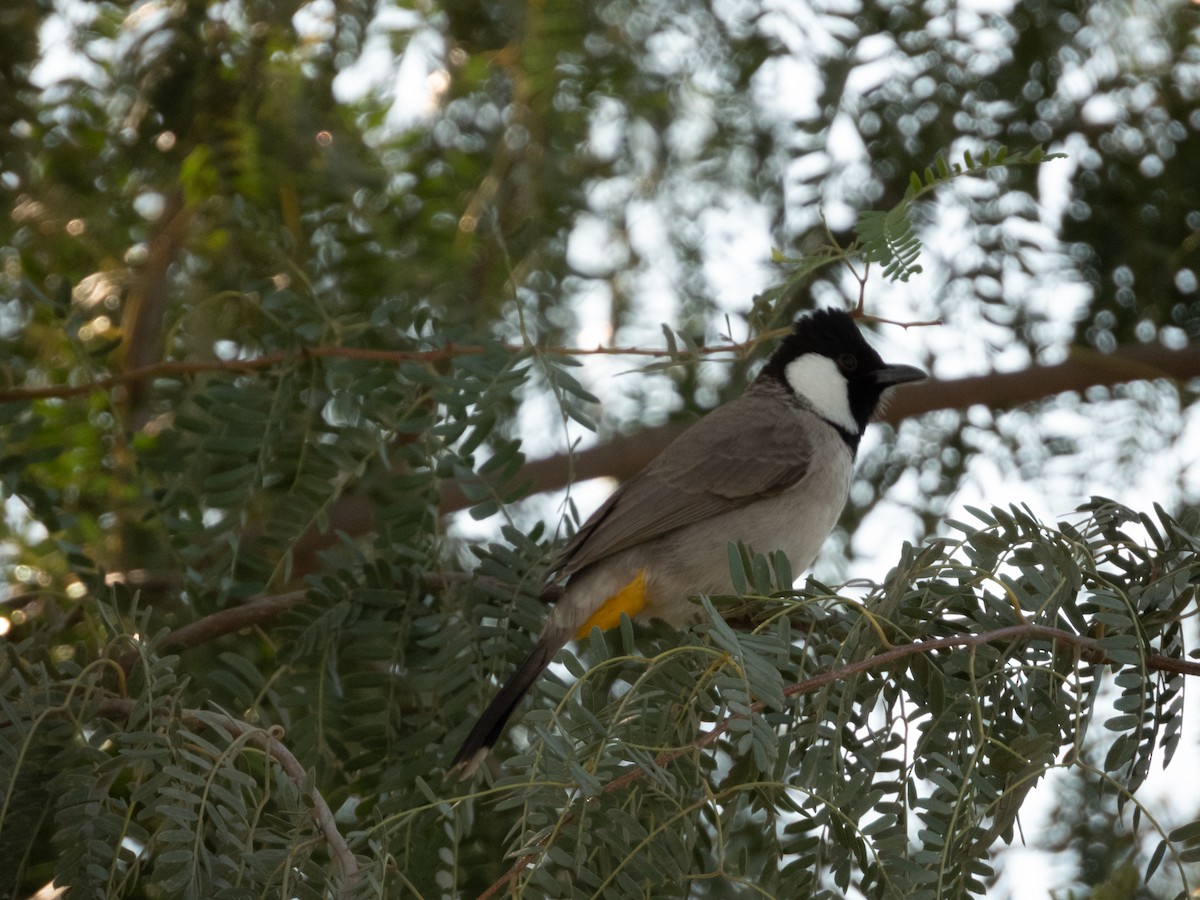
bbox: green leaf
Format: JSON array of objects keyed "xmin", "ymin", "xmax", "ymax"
[
  {"xmin": 726, "ymin": 542, "xmax": 748, "ymax": 595},
  {"xmin": 1168, "ymin": 819, "xmax": 1200, "ymax": 843}
]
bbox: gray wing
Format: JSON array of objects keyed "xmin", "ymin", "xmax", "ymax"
[{"xmin": 549, "ymin": 391, "xmax": 816, "ymax": 579}]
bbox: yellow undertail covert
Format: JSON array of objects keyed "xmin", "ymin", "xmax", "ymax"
[{"xmin": 573, "ymin": 569, "xmax": 648, "ymax": 639}]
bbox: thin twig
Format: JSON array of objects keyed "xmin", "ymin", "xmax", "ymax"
[
  {"xmin": 585, "ymin": 621, "xmax": 1200, "ymax": 798},
  {"xmin": 0, "ymin": 345, "xmax": 483, "ymax": 403},
  {"xmin": 95, "ymin": 697, "xmax": 358, "ymax": 897},
  {"xmin": 856, "ymin": 314, "xmax": 944, "ymax": 330},
  {"xmin": 476, "ymin": 620, "xmax": 1200, "ymax": 898},
  {"xmin": 0, "ymin": 334, "xmax": 782, "ymax": 404}
]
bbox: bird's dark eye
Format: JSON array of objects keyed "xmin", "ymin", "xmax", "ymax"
[{"xmin": 837, "ymin": 353, "xmax": 858, "ymax": 372}]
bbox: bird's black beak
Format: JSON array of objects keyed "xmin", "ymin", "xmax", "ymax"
[{"xmin": 873, "ymin": 363, "xmax": 927, "ymax": 388}]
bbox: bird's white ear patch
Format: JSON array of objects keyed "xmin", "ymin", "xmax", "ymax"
[{"xmin": 784, "ymin": 354, "xmax": 857, "ymax": 433}]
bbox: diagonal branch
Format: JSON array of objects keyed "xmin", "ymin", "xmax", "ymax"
[
  {"xmin": 115, "ymin": 572, "xmax": 517, "ymax": 672},
  {"xmin": 285, "ymin": 340, "xmax": 1200, "ymax": 573},
  {"xmin": 116, "ymin": 590, "xmax": 310, "ymax": 674},
  {"xmin": 605, "ymin": 620, "xmax": 1199, "ymax": 792},
  {"xmin": 476, "ymin": 621, "xmax": 1200, "ymax": 899},
  {"xmin": 9, "ymin": 338, "xmax": 1200, "ymax": 566}
]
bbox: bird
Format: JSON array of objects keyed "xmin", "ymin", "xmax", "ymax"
[{"xmin": 450, "ymin": 307, "xmax": 926, "ymax": 775}]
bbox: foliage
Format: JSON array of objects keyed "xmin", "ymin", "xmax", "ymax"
[
  {"xmin": 3, "ymin": 489, "xmax": 1199, "ymax": 896},
  {"xmin": 771, "ymin": 144, "xmax": 1067, "ymax": 290},
  {"xmin": 3, "ymin": 0, "xmax": 1200, "ymax": 898},
  {"xmin": 854, "ymin": 145, "xmax": 1065, "ymax": 283}
]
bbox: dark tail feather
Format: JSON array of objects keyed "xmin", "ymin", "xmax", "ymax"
[{"xmin": 450, "ymin": 636, "xmax": 562, "ymax": 777}]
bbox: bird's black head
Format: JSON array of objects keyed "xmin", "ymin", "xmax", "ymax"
[{"xmin": 756, "ymin": 309, "xmax": 926, "ymax": 442}]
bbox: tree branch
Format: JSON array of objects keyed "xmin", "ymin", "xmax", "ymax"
[
  {"xmin": 602, "ymin": 621, "xmax": 1200, "ymax": 792},
  {"xmin": 0, "ymin": 332, "xmax": 784, "ymax": 404},
  {"xmin": 95, "ymin": 697, "xmax": 358, "ymax": 897},
  {"xmin": 6, "ymin": 332, "xmax": 1197, "ymax": 413},
  {"xmin": 10, "ymin": 336, "xmax": 1200, "ymax": 553},
  {"xmin": 0, "ymin": 345, "xmax": 486, "ymax": 403},
  {"xmin": 116, "ymin": 589, "xmax": 311, "ymax": 674},
  {"xmin": 289, "ymin": 339, "xmax": 1199, "ymax": 578},
  {"xmin": 446, "ymin": 341, "xmax": 1200, "ymax": 515},
  {"xmin": 120, "ymin": 189, "xmax": 192, "ymax": 422},
  {"xmin": 878, "ymin": 342, "xmax": 1200, "ymax": 424},
  {"xmin": 116, "ymin": 572, "xmax": 513, "ymax": 670},
  {"xmin": 476, "ymin": 620, "xmax": 1200, "ymax": 899}
]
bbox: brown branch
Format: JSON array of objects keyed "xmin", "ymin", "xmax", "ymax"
[
  {"xmin": 448, "ymin": 342, "xmax": 1200, "ymax": 518},
  {"xmin": 0, "ymin": 345, "xmax": 487, "ymax": 403},
  {"xmin": 95, "ymin": 697, "xmax": 358, "ymax": 896},
  {"xmin": 6, "ymin": 329, "xmax": 1198, "ymax": 419},
  {"xmin": 0, "ymin": 334, "xmax": 783, "ymax": 404},
  {"xmin": 117, "ymin": 589, "xmax": 312, "ymax": 674},
  {"xmin": 121, "ymin": 190, "xmax": 192, "ymax": 421},
  {"xmin": 115, "ymin": 572, "xmax": 513, "ymax": 671},
  {"xmin": 477, "ymin": 621, "xmax": 1200, "ymax": 898},
  {"xmin": 16, "ymin": 338, "xmax": 1200, "ymax": 595},
  {"xmin": 438, "ymin": 421, "xmax": 691, "ymax": 516},
  {"xmin": 601, "ymin": 622, "xmax": 1200, "ymax": 792},
  {"xmin": 0, "ymin": 329, "xmax": 792, "ymax": 405},
  {"xmin": 10, "ymin": 335, "xmax": 1200, "ymax": 520},
  {"xmin": 879, "ymin": 342, "xmax": 1200, "ymax": 424}
]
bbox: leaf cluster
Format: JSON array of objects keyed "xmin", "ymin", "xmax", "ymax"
[
  {"xmin": 852, "ymin": 146, "xmax": 1064, "ymax": 283},
  {"xmin": 7, "ymin": 495, "xmax": 1197, "ymax": 897},
  {"xmin": 421, "ymin": 499, "xmax": 1198, "ymax": 898}
]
